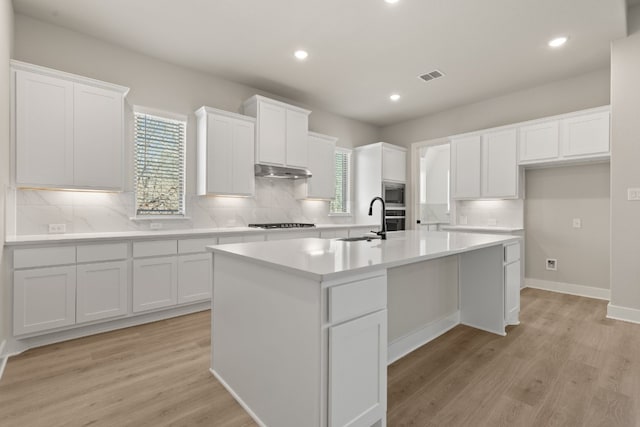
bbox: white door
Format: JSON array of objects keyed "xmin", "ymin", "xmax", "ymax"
[
  {"xmin": 561, "ymin": 111, "xmax": 610, "ymax": 158},
  {"xmin": 232, "ymin": 118, "xmax": 255, "ymax": 195},
  {"xmin": 13, "ymin": 265, "xmax": 76, "ymax": 335},
  {"xmin": 257, "ymin": 101, "xmax": 286, "ymax": 165},
  {"xmin": 285, "ymin": 108, "xmax": 309, "ymax": 168},
  {"xmin": 76, "ymin": 261, "xmax": 128, "ymax": 323},
  {"xmin": 307, "ymin": 135, "xmax": 335, "ymax": 199},
  {"xmin": 132, "ymin": 256, "xmax": 178, "ymax": 312},
  {"xmin": 329, "ymin": 310, "xmax": 387, "ymax": 427},
  {"xmin": 451, "ymin": 135, "xmax": 481, "ymax": 199},
  {"xmin": 505, "ymin": 260, "xmax": 521, "ymax": 325},
  {"xmin": 178, "ymin": 254, "xmax": 212, "ymax": 304},
  {"xmin": 15, "ymin": 70, "xmax": 74, "ymax": 187},
  {"xmin": 73, "ymin": 83, "xmax": 124, "ymax": 190},
  {"xmin": 518, "ymin": 121, "xmax": 559, "ymax": 163},
  {"xmin": 207, "ymin": 113, "xmax": 234, "ymax": 194},
  {"xmin": 382, "ymin": 146, "xmax": 407, "ymax": 183},
  {"xmin": 482, "ymin": 129, "xmax": 517, "ymax": 198}
]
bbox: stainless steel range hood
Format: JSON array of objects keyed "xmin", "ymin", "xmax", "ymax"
[{"xmin": 254, "ymin": 164, "xmax": 312, "ymax": 179}]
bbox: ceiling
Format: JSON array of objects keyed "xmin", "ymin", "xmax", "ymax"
[{"xmin": 13, "ymin": 0, "xmax": 629, "ymax": 127}]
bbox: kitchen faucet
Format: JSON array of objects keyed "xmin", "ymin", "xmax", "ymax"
[{"xmin": 368, "ymin": 196, "xmax": 387, "ymax": 240}]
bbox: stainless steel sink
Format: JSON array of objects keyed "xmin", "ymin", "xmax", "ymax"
[{"xmin": 337, "ymin": 236, "xmax": 382, "ymax": 242}]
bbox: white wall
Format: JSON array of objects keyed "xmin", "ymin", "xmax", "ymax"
[
  {"xmin": 1, "ymin": 0, "xmax": 14, "ymax": 349},
  {"xmin": 525, "ymin": 163, "xmax": 610, "ymax": 289}
]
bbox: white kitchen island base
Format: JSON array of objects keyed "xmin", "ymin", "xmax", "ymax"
[{"xmin": 209, "ymin": 231, "xmax": 521, "ymax": 427}]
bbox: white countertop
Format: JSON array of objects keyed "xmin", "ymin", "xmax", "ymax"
[
  {"xmin": 440, "ymin": 225, "xmax": 524, "ymax": 233},
  {"xmin": 208, "ymin": 230, "xmax": 521, "ymax": 281},
  {"xmin": 4, "ymin": 223, "xmax": 378, "ymax": 246}
]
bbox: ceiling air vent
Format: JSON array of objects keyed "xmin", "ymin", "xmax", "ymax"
[{"xmin": 418, "ymin": 69, "xmax": 445, "ymax": 82}]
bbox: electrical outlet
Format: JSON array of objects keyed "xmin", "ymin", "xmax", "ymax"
[
  {"xmin": 488, "ymin": 218, "xmax": 497, "ymax": 226},
  {"xmin": 150, "ymin": 222, "xmax": 163, "ymax": 230},
  {"xmin": 546, "ymin": 258, "xmax": 557, "ymax": 271},
  {"xmin": 628, "ymin": 188, "xmax": 640, "ymax": 201},
  {"xmin": 459, "ymin": 215, "xmax": 468, "ymax": 225},
  {"xmin": 572, "ymin": 218, "xmax": 581, "ymax": 228},
  {"xmin": 48, "ymin": 223, "xmax": 66, "ymax": 234}
]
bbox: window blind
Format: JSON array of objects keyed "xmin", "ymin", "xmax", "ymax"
[
  {"xmin": 134, "ymin": 112, "xmax": 186, "ymax": 216},
  {"xmin": 330, "ymin": 149, "xmax": 351, "ymax": 214}
]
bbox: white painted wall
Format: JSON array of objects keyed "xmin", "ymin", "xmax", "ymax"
[
  {"xmin": 525, "ymin": 164, "xmax": 610, "ymax": 289},
  {"xmin": 1, "ymin": 0, "xmax": 14, "ymax": 350}
]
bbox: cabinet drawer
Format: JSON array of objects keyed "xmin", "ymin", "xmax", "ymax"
[
  {"xmin": 77, "ymin": 243, "xmax": 128, "ymax": 263},
  {"xmin": 328, "ymin": 274, "xmax": 387, "ymax": 324},
  {"xmin": 505, "ymin": 243, "xmax": 520, "ymax": 264},
  {"xmin": 14, "ymin": 246, "xmax": 76, "ymax": 269},
  {"xmin": 133, "ymin": 240, "xmax": 177, "ymax": 258},
  {"xmin": 178, "ymin": 238, "xmax": 218, "ymax": 254}
]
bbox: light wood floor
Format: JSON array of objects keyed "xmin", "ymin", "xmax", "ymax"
[{"xmin": 1, "ymin": 288, "xmax": 639, "ymax": 426}]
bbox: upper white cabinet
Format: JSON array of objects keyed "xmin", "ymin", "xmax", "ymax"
[
  {"xmin": 12, "ymin": 61, "xmax": 129, "ymax": 190},
  {"xmin": 196, "ymin": 107, "xmax": 255, "ymax": 197},
  {"xmin": 243, "ymin": 95, "xmax": 311, "ymax": 168},
  {"xmin": 295, "ymin": 132, "xmax": 336, "ymax": 200},
  {"xmin": 518, "ymin": 107, "xmax": 610, "ymax": 165},
  {"xmin": 382, "ymin": 144, "xmax": 407, "ymax": 183},
  {"xmin": 451, "ymin": 135, "xmax": 481, "ymax": 199}
]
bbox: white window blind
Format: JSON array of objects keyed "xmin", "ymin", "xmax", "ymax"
[
  {"xmin": 330, "ymin": 148, "xmax": 351, "ymax": 214},
  {"xmin": 134, "ymin": 112, "xmax": 186, "ymax": 216}
]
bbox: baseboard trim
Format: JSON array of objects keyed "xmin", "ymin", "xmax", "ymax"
[
  {"xmin": 607, "ymin": 303, "xmax": 640, "ymax": 325},
  {"xmin": 210, "ymin": 368, "xmax": 267, "ymax": 427},
  {"xmin": 387, "ymin": 311, "xmax": 460, "ymax": 365},
  {"xmin": 0, "ymin": 340, "xmax": 7, "ymax": 382},
  {"xmin": 525, "ymin": 278, "xmax": 610, "ymax": 301}
]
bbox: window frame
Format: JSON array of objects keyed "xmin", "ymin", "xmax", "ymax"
[
  {"xmin": 329, "ymin": 147, "xmax": 353, "ymax": 216},
  {"xmin": 132, "ymin": 106, "xmax": 188, "ymax": 219}
]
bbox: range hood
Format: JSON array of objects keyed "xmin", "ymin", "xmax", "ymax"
[{"xmin": 254, "ymin": 164, "xmax": 312, "ymax": 179}]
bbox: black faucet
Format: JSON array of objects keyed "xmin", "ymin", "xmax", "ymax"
[{"xmin": 368, "ymin": 196, "xmax": 387, "ymax": 240}]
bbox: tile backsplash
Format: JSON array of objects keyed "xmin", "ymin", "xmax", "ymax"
[
  {"xmin": 8, "ymin": 178, "xmax": 352, "ymax": 236},
  {"xmin": 455, "ymin": 199, "xmax": 524, "ymax": 228}
]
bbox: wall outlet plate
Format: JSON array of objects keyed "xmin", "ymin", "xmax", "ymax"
[
  {"xmin": 572, "ymin": 218, "xmax": 581, "ymax": 228},
  {"xmin": 48, "ymin": 223, "xmax": 66, "ymax": 234},
  {"xmin": 628, "ymin": 188, "xmax": 640, "ymax": 201},
  {"xmin": 546, "ymin": 258, "xmax": 557, "ymax": 271},
  {"xmin": 150, "ymin": 222, "xmax": 163, "ymax": 230}
]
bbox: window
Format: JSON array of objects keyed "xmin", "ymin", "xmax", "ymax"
[
  {"xmin": 330, "ymin": 148, "xmax": 352, "ymax": 215},
  {"xmin": 134, "ymin": 109, "xmax": 186, "ymax": 216}
]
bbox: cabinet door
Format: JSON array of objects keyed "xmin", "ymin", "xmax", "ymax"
[
  {"xmin": 178, "ymin": 254, "xmax": 212, "ymax": 304},
  {"xmin": 285, "ymin": 108, "xmax": 309, "ymax": 168},
  {"xmin": 307, "ymin": 135, "xmax": 335, "ymax": 199},
  {"xmin": 207, "ymin": 114, "xmax": 234, "ymax": 194},
  {"xmin": 452, "ymin": 135, "xmax": 481, "ymax": 199},
  {"xmin": 505, "ymin": 260, "xmax": 521, "ymax": 325},
  {"xmin": 382, "ymin": 146, "xmax": 407, "ymax": 183},
  {"xmin": 13, "ymin": 265, "xmax": 76, "ymax": 335},
  {"xmin": 482, "ymin": 129, "xmax": 517, "ymax": 198},
  {"xmin": 231, "ymin": 118, "xmax": 256, "ymax": 195},
  {"xmin": 133, "ymin": 256, "xmax": 178, "ymax": 312},
  {"xmin": 518, "ymin": 121, "xmax": 559, "ymax": 163},
  {"xmin": 15, "ymin": 70, "xmax": 74, "ymax": 187},
  {"xmin": 73, "ymin": 83, "xmax": 124, "ymax": 190},
  {"xmin": 257, "ymin": 101, "xmax": 286, "ymax": 165},
  {"xmin": 76, "ymin": 261, "xmax": 128, "ymax": 323},
  {"xmin": 329, "ymin": 310, "xmax": 387, "ymax": 427},
  {"xmin": 561, "ymin": 111, "xmax": 610, "ymax": 158}
]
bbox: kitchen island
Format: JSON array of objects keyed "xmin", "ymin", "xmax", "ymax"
[{"xmin": 208, "ymin": 230, "xmax": 522, "ymax": 427}]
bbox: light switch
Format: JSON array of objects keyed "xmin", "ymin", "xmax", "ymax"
[
  {"xmin": 628, "ymin": 188, "xmax": 640, "ymax": 201},
  {"xmin": 572, "ymin": 218, "xmax": 581, "ymax": 228}
]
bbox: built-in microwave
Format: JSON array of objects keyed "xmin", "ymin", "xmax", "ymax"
[
  {"xmin": 382, "ymin": 182, "xmax": 405, "ymax": 207},
  {"xmin": 385, "ymin": 208, "xmax": 406, "ymax": 231}
]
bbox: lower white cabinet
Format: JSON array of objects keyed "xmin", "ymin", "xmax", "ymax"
[
  {"xmin": 329, "ymin": 309, "xmax": 387, "ymax": 427},
  {"xmin": 76, "ymin": 261, "xmax": 128, "ymax": 323},
  {"xmin": 13, "ymin": 265, "xmax": 76, "ymax": 335},
  {"xmin": 504, "ymin": 242, "xmax": 521, "ymax": 325},
  {"xmin": 178, "ymin": 254, "xmax": 212, "ymax": 304},
  {"xmin": 133, "ymin": 256, "xmax": 178, "ymax": 313}
]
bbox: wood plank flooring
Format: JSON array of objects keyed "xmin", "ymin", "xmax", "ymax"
[{"xmin": 1, "ymin": 288, "xmax": 639, "ymax": 426}]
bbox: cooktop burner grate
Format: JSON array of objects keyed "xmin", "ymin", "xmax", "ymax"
[{"xmin": 248, "ymin": 223, "xmax": 316, "ymax": 229}]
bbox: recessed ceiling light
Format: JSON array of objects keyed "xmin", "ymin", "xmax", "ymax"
[
  {"xmin": 294, "ymin": 50, "xmax": 309, "ymax": 60},
  {"xmin": 548, "ymin": 36, "xmax": 568, "ymax": 48},
  {"xmin": 390, "ymin": 93, "xmax": 401, "ymax": 102},
  {"xmin": 385, "ymin": 0, "xmax": 400, "ymax": 3}
]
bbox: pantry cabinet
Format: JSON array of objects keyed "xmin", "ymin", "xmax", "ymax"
[
  {"xmin": 12, "ymin": 61, "xmax": 128, "ymax": 190},
  {"xmin": 295, "ymin": 132, "xmax": 336, "ymax": 200},
  {"xmin": 196, "ymin": 106, "xmax": 255, "ymax": 196}
]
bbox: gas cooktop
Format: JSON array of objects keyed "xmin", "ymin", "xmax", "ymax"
[{"xmin": 248, "ymin": 223, "xmax": 316, "ymax": 229}]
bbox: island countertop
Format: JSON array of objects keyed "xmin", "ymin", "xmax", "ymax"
[{"xmin": 208, "ymin": 230, "xmax": 521, "ymax": 281}]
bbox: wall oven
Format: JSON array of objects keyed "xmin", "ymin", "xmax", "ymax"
[
  {"xmin": 382, "ymin": 182, "xmax": 405, "ymax": 207},
  {"xmin": 385, "ymin": 208, "xmax": 406, "ymax": 231}
]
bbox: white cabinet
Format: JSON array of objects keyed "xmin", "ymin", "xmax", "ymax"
[
  {"xmin": 561, "ymin": 111, "xmax": 610, "ymax": 158},
  {"xmin": 519, "ymin": 121, "xmax": 559, "ymax": 162},
  {"xmin": 132, "ymin": 256, "xmax": 178, "ymax": 313},
  {"xmin": 243, "ymin": 95, "xmax": 311, "ymax": 168},
  {"xmin": 295, "ymin": 132, "xmax": 336, "ymax": 200},
  {"xmin": 329, "ymin": 310, "xmax": 387, "ymax": 427},
  {"xmin": 13, "ymin": 265, "xmax": 76, "ymax": 335},
  {"xmin": 382, "ymin": 145, "xmax": 407, "ymax": 183},
  {"xmin": 482, "ymin": 129, "xmax": 518, "ymax": 198},
  {"xmin": 451, "ymin": 135, "xmax": 481, "ymax": 199},
  {"xmin": 12, "ymin": 61, "xmax": 128, "ymax": 190},
  {"xmin": 504, "ymin": 242, "xmax": 521, "ymax": 326},
  {"xmin": 76, "ymin": 261, "xmax": 128, "ymax": 323},
  {"xmin": 178, "ymin": 254, "xmax": 212, "ymax": 304},
  {"xmin": 195, "ymin": 107, "xmax": 255, "ymax": 197}
]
